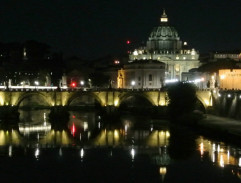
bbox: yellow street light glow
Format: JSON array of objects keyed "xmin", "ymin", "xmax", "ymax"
[
  {"xmin": 220, "ymin": 155, "xmax": 224, "ymax": 167},
  {"xmin": 114, "ymin": 100, "xmax": 118, "ymax": 106},
  {"xmin": 114, "ymin": 130, "xmax": 119, "ymax": 138},
  {"xmin": 204, "ymin": 99, "xmax": 209, "ymax": 106}
]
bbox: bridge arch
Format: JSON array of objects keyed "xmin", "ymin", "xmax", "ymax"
[
  {"xmin": 196, "ymin": 91, "xmax": 212, "ymax": 110},
  {"xmin": 67, "ymin": 92, "xmax": 102, "ymax": 107},
  {"xmin": 118, "ymin": 92, "xmax": 154, "ymax": 108},
  {"xmin": 16, "ymin": 92, "xmax": 51, "ymax": 108},
  {"xmin": 195, "ymin": 98, "xmax": 206, "ymax": 113}
]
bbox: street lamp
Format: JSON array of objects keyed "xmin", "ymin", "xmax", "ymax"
[
  {"xmin": 80, "ymin": 80, "xmax": 84, "ymax": 86},
  {"xmin": 34, "ymin": 81, "xmax": 39, "ymax": 90},
  {"xmin": 220, "ymin": 75, "xmax": 225, "ymax": 89},
  {"xmin": 88, "ymin": 79, "xmax": 92, "ymax": 88},
  {"xmin": 131, "ymin": 80, "xmax": 135, "ymax": 90},
  {"xmin": 34, "ymin": 81, "xmax": 39, "ymax": 86}
]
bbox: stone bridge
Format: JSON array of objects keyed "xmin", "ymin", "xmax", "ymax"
[{"xmin": 0, "ymin": 89, "xmax": 212, "ymax": 110}]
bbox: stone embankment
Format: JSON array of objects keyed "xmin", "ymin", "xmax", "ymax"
[{"xmin": 198, "ymin": 114, "xmax": 241, "ymax": 145}]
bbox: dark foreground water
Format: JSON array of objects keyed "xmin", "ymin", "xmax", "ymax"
[{"xmin": 0, "ymin": 109, "xmax": 240, "ymax": 183}]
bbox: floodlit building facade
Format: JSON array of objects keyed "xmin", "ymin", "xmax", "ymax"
[
  {"xmin": 212, "ymin": 51, "xmax": 241, "ymax": 61},
  {"xmin": 128, "ymin": 10, "xmax": 200, "ymax": 81},
  {"xmin": 219, "ymin": 69, "xmax": 241, "ymax": 90},
  {"xmin": 117, "ymin": 60, "xmax": 165, "ymax": 89}
]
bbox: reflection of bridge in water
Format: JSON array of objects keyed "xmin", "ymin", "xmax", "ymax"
[
  {"xmin": 0, "ymin": 128, "xmax": 240, "ymax": 174},
  {"xmin": 0, "ymin": 89, "xmax": 212, "ymax": 111}
]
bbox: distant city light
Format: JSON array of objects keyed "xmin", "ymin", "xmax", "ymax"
[
  {"xmin": 194, "ymin": 78, "xmax": 204, "ymax": 83},
  {"xmin": 165, "ymin": 79, "xmax": 178, "ymax": 83},
  {"xmin": 114, "ymin": 60, "xmax": 120, "ymax": 64},
  {"xmin": 126, "ymin": 40, "xmax": 131, "ymax": 44},
  {"xmin": 80, "ymin": 81, "xmax": 84, "ymax": 86},
  {"xmin": 34, "ymin": 81, "xmax": 39, "ymax": 85},
  {"xmin": 84, "ymin": 122, "xmax": 88, "ymax": 131},
  {"xmin": 133, "ymin": 50, "xmax": 138, "ymax": 56},
  {"xmin": 71, "ymin": 82, "xmax": 77, "ymax": 87}
]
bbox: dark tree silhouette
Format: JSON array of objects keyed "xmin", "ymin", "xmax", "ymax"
[{"xmin": 167, "ymin": 82, "xmax": 197, "ymax": 122}]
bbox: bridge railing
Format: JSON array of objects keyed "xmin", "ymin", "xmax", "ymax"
[
  {"xmin": 0, "ymin": 85, "xmax": 168, "ymax": 92},
  {"xmin": 0, "ymin": 85, "xmax": 220, "ymax": 92}
]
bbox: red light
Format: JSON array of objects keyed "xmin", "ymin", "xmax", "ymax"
[
  {"xmin": 126, "ymin": 40, "xmax": 131, "ymax": 44},
  {"xmin": 72, "ymin": 115, "xmax": 75, "ymax": 119},
  {"xmin": 71, "ymin": 82, "xmax": 76, "ymax": 87},
  {"xmin": 71, "ymin": 123, "xmax": 76, "ymax": 136}
]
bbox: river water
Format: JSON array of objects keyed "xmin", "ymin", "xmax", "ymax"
[{"xmin": 0, "ymin": 109, "xmax": 240, "ymax": 183}]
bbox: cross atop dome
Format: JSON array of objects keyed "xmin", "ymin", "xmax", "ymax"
[{"xmin": 160, "ymin": 9, "xmax": 168, "ymax": 23}]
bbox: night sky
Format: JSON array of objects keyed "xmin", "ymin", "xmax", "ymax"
[{"xmin": 0, "ymin": 0, "xmax": 241, "ymax": 59}]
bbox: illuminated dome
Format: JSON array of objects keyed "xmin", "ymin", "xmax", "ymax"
[
  {"xmin": 149, "ymin": 26, "xmax": 179, "ymax": 40},
  {"xmin": 128, "ymin": 9, "xmax": 200, "ymax": 82},
  {"xmin": 146, "ymin": 10, "xmax": 182, "ymax": 52}
]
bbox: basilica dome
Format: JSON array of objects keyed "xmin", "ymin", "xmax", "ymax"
[
  {"xmin": 146, "ymin": 10, "xmax": 182, "ymax": 52},
  {"xmin": 149, "ymin": 26, "xmax": 179, "ymax": 41}
]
